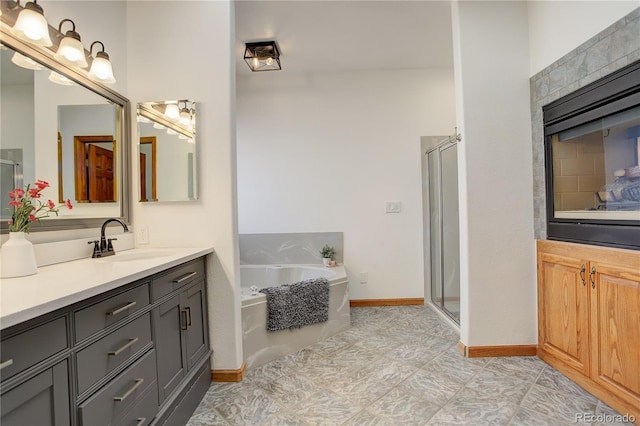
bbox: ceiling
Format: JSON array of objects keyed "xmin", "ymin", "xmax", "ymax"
[{"xmin": 235, "ymin": 1, "xmax": 454, "ymax": 75}]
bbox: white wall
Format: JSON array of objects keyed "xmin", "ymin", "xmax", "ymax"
[
  {"xmin": 452, "ymin": 1, "xmax": 536, "ymax": 347},
  {"xmin": 237, "ymin": 69, "xmax": 455, "ymax": 300},
  {"xmin": 528, "ymin": 1, "xmax": 640, "ymax": 76},
  {"xmin": 126, "ymin": 1, "xmax": 242, "ymax": 371}
]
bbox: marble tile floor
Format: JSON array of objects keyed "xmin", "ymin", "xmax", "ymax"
[{"xmin": 187, "ymin": 306, "xmax": 633, "ymax": 426}]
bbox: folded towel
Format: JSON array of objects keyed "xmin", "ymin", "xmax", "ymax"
[{"xmin": 260, "ymin": 277, "xmax": 329, "ymax": 331}]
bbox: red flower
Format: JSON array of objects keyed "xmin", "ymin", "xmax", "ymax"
[
  {"xmin": 47, "ymin": 199, "xmax": 55, "ymax": 209},
  {"xmin": 7, "ymin": 220, "xmax": 13, "ymax": 225},
  {"xmin": 9, "ymin": 188, "xmax": 25, "ymax": 199},
  {"xmin": 28, "ymin": 214, "xmax": 37, "ymax": 222},
  {"xmin": 28, "ymin": 187, "xmax": 41, "ymax": 198},
  {"xmin": 65, "ymin": 199, "xmax": 73, "ymax": 209},
  {"xmin": 34, "ymin": 180, "xmax": 49, "ymax": 190},
  {"xmin": 8, "ymin": 200, "xmax": 22, "ymax": 207}
]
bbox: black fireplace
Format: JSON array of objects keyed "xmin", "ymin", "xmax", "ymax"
[{"xmin": 543, "ymin": 59, "xmax": 640, "ymax": 250}]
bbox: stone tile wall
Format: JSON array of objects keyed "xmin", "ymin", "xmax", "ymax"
[{"xmin": 530, "ymin": 7, "xmax": 640, "ymax": 239}]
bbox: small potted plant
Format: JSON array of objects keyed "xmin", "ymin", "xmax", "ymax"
[{"xmin": 320, "ymin": 244, "xmax": 335, "ymax": 267}]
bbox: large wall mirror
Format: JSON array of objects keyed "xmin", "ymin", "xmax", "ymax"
[
  {"xmin": 0, "ymin": 13, "xmax": 130, "ymax": 234},
  {"xmin": 137, "ymin": 101, "xmax": 198, "ymax": 202}
]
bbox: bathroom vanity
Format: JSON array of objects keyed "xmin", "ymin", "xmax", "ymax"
[{"xmin": 0, "ymin": 247, "xmax": 213, "ymax": 426}]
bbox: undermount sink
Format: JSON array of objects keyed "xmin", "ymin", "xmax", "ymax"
[{"xmin": 96, "ymin": 250, "xmax": 174, "ymax": 262}]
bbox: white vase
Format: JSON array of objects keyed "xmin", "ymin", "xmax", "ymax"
[
  {"xmin": 1, "ymin": 232, "xmax": 38, "ymax": 278},
  {"xmin": 322, "ymin": 257, "xmax": 331, "ymax": 267}
]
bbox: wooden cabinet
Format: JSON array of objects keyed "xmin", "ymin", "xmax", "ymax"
[
  {"xmin": 0, "ymin": 256, "xmax": 211, "ymax": 426},
  {"xmin": 537, "ymin": 240, "xmax": 640, "ymax": 421}
]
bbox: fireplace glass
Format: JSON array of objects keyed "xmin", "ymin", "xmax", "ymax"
[
  {"xmin": 544, "ymin": 59, "xmax": 640, "ymax": 249},
  {"xmin": 550, "ymin": 106, "xmax": 640, "ymax": 221}
]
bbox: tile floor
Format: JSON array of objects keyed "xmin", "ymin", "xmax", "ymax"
[{"xmin": 187, "ymin": 306, "xmax": 632, "ymax": 425}]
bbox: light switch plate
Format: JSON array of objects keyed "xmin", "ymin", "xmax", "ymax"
[{"xmin": 385, "ymin": 201, "xmax": 402, "ymax": 213}]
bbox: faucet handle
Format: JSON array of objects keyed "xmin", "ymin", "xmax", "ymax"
[
  {"xmin": 88, "ymin": 240, "xmax": 100, "ymax": 258},
  {"xmin": 107, "ymin": 238, "xmax": 118, "ymax": 253}
]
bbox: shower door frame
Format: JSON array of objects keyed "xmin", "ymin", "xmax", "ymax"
[{"xmin": 426, "ymin": 139, "xmax": 460, "ymax": 324}]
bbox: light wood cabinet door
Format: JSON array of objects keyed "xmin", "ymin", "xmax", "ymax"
[
  {"xmin": 537, "ymin": 251, "xmax": 591, "ymax": 376},
  {"xmin": 589, "ymin": 259, "xmax": 640, "ymax": 411}
]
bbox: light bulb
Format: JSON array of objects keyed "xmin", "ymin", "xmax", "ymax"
[
  {"xmin": 11, "ymin": 2, "xmax": 53, "ymax": 47},
  {"xmin": 164, "ymin": 103, "xmax": 179, "ymax": 121},
  {"xmin": 88, "ymin": 49, "xmax": 116, "ymax": 84},
  {"xmin": 266, "ymin": 57, "xmax": 274, "ymax": 66},
  {"xmin": 252, "ymin": 57, "xmax": 260, "ymax": 70}
]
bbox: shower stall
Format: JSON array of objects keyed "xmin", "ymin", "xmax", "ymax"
[{"xmin": 422, "ymin": 134, "xmax": 460, "ymax": 323}]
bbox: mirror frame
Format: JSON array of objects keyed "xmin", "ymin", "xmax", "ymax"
[{"xmin": 0, "ymin": 17, "xmax": 131, "ymax": 233}]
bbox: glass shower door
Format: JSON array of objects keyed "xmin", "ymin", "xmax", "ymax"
[{"xmin": 428, "ymin": 142, "xmax": 460, "ymax": 323}]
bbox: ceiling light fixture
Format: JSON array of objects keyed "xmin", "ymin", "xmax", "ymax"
[
  {"xmin": 88, "ymin": 41, "xmax": 116, "ymax": 84},
  {"xmin": 54, "ymin": 19, "xmax": 88, "ymax": 68},
  {"xmin": 244, "ymin": 41, "xmax": 281, "ymax": 72},
  {"xmin": 10, "ymin": 0, "xmax": 52, "ymax": 47}
]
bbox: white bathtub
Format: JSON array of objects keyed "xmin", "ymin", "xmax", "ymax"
[{"xmin": 240, "ymin": 264, "xmax": 350, "ymax": 369}]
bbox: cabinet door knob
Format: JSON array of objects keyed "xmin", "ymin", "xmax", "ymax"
[
  {"xmin": 580, "ymin": 264, "xmax": 586, "ymax": 286},
  {"xmin": 113, "ymin": 378, "xmax": 144, "ymax": 402},
  {"xmin": 590, "ymin": 266, "xmax": 596, "ymax": 288}
]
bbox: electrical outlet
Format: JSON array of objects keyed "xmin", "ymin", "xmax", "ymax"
[
  {"xmin": 360, "ymin": 271, "xmax": 368, "ymax": 284},
  {"xmin": 385, "ymin": 201, "xmax": 402, "ymax": 213},
  {"xmin": 136, "ymin": 226, "xmax": 149, "ymax": 245}
]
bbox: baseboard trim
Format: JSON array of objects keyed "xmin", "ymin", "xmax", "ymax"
[
  {"xmin": 460, "ymin": 343, "xmax": 537, "ymax": 358},
  {"xmin": 212, "ymin": 362, "xmax": 245, "ymax": 382},
  {"xmin": 350, "ymin": 298, "xmax": 424, "ymax": 307}
]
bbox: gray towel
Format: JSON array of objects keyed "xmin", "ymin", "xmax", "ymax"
[{"xmin": 259, "ymin": 278, "xmax": 329, "ymax": 331}]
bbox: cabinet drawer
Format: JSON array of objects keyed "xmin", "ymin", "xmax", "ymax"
[
  {"xmin": 76, "ymin": 313, "xmax": 152, "ymax": 395},
  {"xmin": 79, "ymin": 349, "xmax": 157, "ymax": 426},
  {"xmin": 151, "ymin": 259, "xmax": 204, "ymax": 302},
  {"xmin": 0, "ymin": 317, "xmax": 67, "ymax": 382},
  {"xmin": 74, "ymin": 283, "xmax": 149, "ymax": 342},
  {"xmin": 114, "ymin": 383, "xmax": 158, "ymax": 426}
]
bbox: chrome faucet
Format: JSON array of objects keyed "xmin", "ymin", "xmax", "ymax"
[{"xmin": 89, "ymin": 218, "xmax": 129, "ymax": 258}]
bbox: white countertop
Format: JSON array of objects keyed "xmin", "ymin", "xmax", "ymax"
[{"xmin": 0, "ymin": 247, "xmax": 214, "ymax": 330}]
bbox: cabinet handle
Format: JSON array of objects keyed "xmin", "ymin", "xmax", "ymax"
[
  {"xmin": 181, "ymin": 309, "xmax": 188, "ymax": 330},
  {"xmin": 0, "ymin": 359, "xmax": 14, "ymax": 370},
  {"xmin": 136, "ymin": 418, "xmax": 146, "ymax": 426},
  {"xmin": 173, "ymin": 271, "xmax": 197, "ymax": 284},
  {"xmin": 590, "ymin": 266, "xmax": 596, "ymax": 288},
  {"xmin": 113, "ymin": 378, "xmax": 144, "ymax": 402},
  {"xmin": 186, "ymin": 307, "xmax": 192, "ymax": 327},
  {"xmin": 579, "ymin": 264, "xmax": 586, "ymax": 286},
  {"xmin": 107, "ymin": 301, "xmax": 137, "ymax": 316},
  {"xmin": 108, "ymin": 337, "xmax": 139, "ymax": 356}
]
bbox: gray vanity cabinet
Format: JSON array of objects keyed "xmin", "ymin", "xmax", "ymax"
[
  {"xmin": 0, "ymin": 361, "xmax": 70, "ymax": 425},
  {"xmin": 0, "ymin": 255, "xmax": 211, "ymax": 426},
  {"xmin": 153, "ymin": 279, "xmax": 208, "ymax": 405}
]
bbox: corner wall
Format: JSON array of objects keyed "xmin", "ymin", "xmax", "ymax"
[
  {"xmin": 126, "ymin": 1, "xmax": 242, "ymax": 371},
  {"xmin": 452, "ymin": 1, "xmax": 536, "ymax": 347},
  {"xmin": 236, "ymin": 69, "xmax": 455, "ymax": 301}
]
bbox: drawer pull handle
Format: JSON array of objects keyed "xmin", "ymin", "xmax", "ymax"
[
  {"xmin": 186, "ymin": 306, "xmax": 192, "ymax": 327},
  {"xmin": 173, "ymin": 271, "xmax": 197, "ymax": 284},
  {"xmin": 107, "ymin": 301, "xmax": 137, "ymax": 316},
  {"xmin": 579, "ymin": 264, "xmax": 586, "ymax": 286},
  {"xmin": 136, "ymin": 418, "xmax": 146, "ymax": 426},
  {"xmin": 181, "ymin": 309, "xmax": 188, "ymax": 330},
  {"xmin": 0, "ymin": 359, "xmax": 14, "ymax": 370},
  {"xmin": 113, "ymin": 378, "xmax": 144, "ymax": 402},
  {"xmin": 108, "ymin": 337, "xmax": 139, "ymax": 356}
]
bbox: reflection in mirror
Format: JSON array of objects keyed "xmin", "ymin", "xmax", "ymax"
[
  {"xmin": 0, "ymin": 46, "xmax": 123, "ymax": 231},
  {"xmin": 137, "ymin": 101, "xmax": 197, "ymax": 202}
]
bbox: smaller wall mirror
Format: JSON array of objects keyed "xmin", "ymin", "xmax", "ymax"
[{"xmin": 137, "ymin": 100, "xmax": 197, "ymax": 202}]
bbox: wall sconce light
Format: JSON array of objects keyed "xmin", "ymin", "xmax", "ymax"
[
  {"xmin": 88, "ymin": 41, "xmax": 116, "ymax": 84},
  {"xmin": 10, "ymin": 0, "xmax": 52, "ymax": 47},
  {"xmin": 54, "ymin": 19, "xmax": 88, "ymax": 68},
  {"xmin": 11, "ymin": 51, "xmax": 43, "ymax": 70},
  {"xmin": 178, "ymin": 102, "xmax": 192, "ymax": 126},
  {"xmin": 244, "ymin": 41, "xmax": 281, "ymax": 72},
  {"xmin": 48, "ymin": 71, "xmax": 73, "ymax": 86},
  {"xmin": 164, "ymin": 103, "xmax": 180, "ymax": 121}
]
